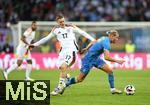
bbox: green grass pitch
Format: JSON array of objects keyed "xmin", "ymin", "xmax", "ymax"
[{"xmin": 0, "ymin": 69, "xmax": 150, "ymax": 105}]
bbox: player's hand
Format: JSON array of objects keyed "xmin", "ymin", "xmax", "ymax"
[
  {"xmin": 79, "ymin": 48, "xmax": 87, "ymax": 54},
  {"xmin": 117, "ymin": 59, "xmax": 125, "ymax": 64},
  {"xmin": 29, "ymin": 44, "xmax": 35, "ymax": 50}
]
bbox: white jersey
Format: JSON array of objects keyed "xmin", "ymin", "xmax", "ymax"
[
  {"xmin": 33, "ymin": 24, "xmax": 95, "ymax": 67},
  {"xmin": 53, "ymin": 25, "xmax": 79, "ymax": 51},
  {"xmin": 34, "ymin": 24, "xmax": 95, "ymax": 52},
  {"xmin": 19, "ymin": 28, "xmax": 35, "ymax": 48},
  {"xmin": 16, "ymin": 27, "xmax": 35, "ymax": 60}
]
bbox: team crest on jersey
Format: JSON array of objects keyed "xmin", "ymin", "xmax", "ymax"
[{"xmin": 58, "ymin": 31, "xmax": 61, "ymax": 34}]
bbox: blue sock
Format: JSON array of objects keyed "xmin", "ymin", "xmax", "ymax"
[
  {"xmin": 108, "ymin": 73, "xmax": 114, "ymax": 88},
  {"xmin": 66, "ymin": 77, "xmax": 77, "ymax": 87}
]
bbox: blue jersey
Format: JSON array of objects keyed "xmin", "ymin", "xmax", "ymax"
[
  {"xmin": 80, "ymin": 36, "xmax": 111, "ymax": 75},
  {"xmin": 83, "ymin": 36, "xmax": 111, "ymax": 62}
]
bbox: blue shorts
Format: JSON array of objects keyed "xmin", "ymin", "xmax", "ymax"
[{"xmin": 80, "ymin": 58, "xmax": 106, "ymax": 75}]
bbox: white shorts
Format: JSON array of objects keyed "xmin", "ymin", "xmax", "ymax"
[
  {"xmin": 57, "ymin": 50, "xmax": 77, "ymax": 68},
  {"xmin": 15, "ymin": 45, "xmax": 31, "ymax": 60}
]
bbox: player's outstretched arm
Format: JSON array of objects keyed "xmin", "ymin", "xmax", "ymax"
[
  {"xmin": 80, "ymin": 40, "xmax": 96, "ymax": 54},
  {"xmin": 33, "ymin": 32, "xmax": 55, "ymax": 47},
  {"xmin": 104, "ymin": 50, "xmax": 125, "ymax": 64},
  {"xmin": 72, "ymin": 24, "xmax": 96, "ymax": 41}
]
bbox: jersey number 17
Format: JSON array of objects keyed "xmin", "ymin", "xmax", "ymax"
[{"xmin": 62, "ymin": 33, "xmax": 68, "ymax": 39}]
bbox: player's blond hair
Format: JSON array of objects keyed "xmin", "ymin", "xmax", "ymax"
[
  {"xmin": 56, "ymin": 15, "xmax": 64, "ymax": 21},
  {"xmin": 106, "ymin": 30, "xmax": 119, "ymax": 36}
]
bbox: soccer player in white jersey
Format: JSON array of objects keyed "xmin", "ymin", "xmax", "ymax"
[
  {"xmin": 2, "ymin": 21, "xmax": 37, "ymax": 81},
  {"xmin": 29, "ymin": 15, "xmax": 96, "ymax": 95}
]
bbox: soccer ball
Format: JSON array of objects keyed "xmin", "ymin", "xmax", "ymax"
[{"xmin": 124, "ymin": 85, "xmax": 135, "ymax": 95}]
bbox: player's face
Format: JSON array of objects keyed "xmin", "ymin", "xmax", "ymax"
[
  {"xmin": 32, "ymin": 23, "xmax": 37, "ymax": 31},
  {"xmin": 57, "ymin": 18, "xmax": 65, "ymax": 27},
  {"xmin": 110, "ymin": 34, "xmax": 119, "ymax": 43}
]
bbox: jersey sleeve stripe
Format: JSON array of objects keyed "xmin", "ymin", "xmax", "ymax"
[
  {"xmin": 73, "ymin": 40, "xmax": 79, "ymax": 50},
  {"xmin": 69, "ymin": 51, "xmax": 76, "ymax": 66}
]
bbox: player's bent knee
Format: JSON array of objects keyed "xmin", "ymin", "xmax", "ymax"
[
  {"xmin": 17, "ymin": 60, "xmax": 23, "ymax": 66},
  {"xmin": 107, "ymin": 70, "xmax": 113, "ymax": 74},
  {"xmin": 17, "ymin": 63, "xmax": 22, "ymax": 66},
  {"xmin": 60, "ymin": 63, "xmax": 68, "ymax": 70},
  {"xmin": 101, "ymin": 64, "xmax": 113, "ymax": 74},
  {"xmin": 105, "ymin": 68, "xmax": 113, "ymax": 74}
]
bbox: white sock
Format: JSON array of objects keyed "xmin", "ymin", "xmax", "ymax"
[
  {"xmin": 25, "ymin": 64, "xmax": 32, "ymax": 79},
  {"xmin": 58, "ymin": 77, "xmax": 66, "ymax": 88},
  {"xmin": 7, "ymin": 63, "xmax": 18, "ymax": 74}
]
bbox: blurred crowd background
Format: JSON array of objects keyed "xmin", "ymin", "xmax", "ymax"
[{"xmin": 0, "ymin": 0, "xmax": 150, "ymax": 53}]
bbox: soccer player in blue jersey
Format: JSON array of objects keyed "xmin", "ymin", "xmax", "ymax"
[{"xmin": 61, "ymin": 30, "xmax": 125, "ymax": 94}]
